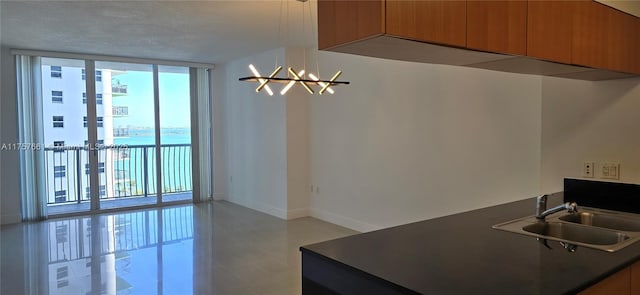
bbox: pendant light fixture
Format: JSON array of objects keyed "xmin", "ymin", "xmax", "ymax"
[{"xmin": 238, "ymin": 0, "xmax": 349, "ymax": 95}]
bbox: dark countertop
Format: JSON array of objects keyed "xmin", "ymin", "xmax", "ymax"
[{"xmin": 301, "ymin": 193, "xmax": 640, "ymax": 294}]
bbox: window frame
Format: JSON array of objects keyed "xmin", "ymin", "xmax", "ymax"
[
  {"xmin": 50, "ymin": 65, "xmax": 62, "ymax": 78},
  {"xmin": 83, "ymin": 92, "xmax": 102, "ymax": 104},
  {"xmin": 52, "ymin": 116, "xmax": 64, "ymax": 128},
  {"xmin": 51, "ymin": 90, "xmax": 63, "ymax": 103},
  {"xmin": 53, "ymin": 165, "xmax": 66, "ymax": 178}
]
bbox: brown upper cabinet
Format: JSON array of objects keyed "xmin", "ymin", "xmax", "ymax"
[
  {"xmin": 317, "ymin": 0, "xmax": 385, "ymax": 50},
  {"xmin": 527, "ymin": 0, "xmax": 575, "ymax": 64},
  {"xmin": 317, "ymin": 0, "xmax": 640, "ymax": 78},
  {"xmin": 467, "ymin": 0, "xmax": 527, "ymax": 55},
  {"xmin": 386, "ymin": 1, "xmax": 467, "ymax": 47},
  {"xmin": 528, "ymin": 0, "xmax": 640, "ymax": 74},
  {"xmin": 572, "ymin": 1, "xmax": 640, "ymax": 74}
]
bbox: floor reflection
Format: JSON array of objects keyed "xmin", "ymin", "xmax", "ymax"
[
  {"xmin": 1, "ymin": 201, "xmax": 357, "ymax": 295},
  {"xmin": 38, "ymin": 206, "xmax": 193, "ymax": 294}
]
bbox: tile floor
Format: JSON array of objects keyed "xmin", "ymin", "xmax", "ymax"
[{"xmin": 0, "ymin": 201, "xmax": 357, "ymax": 294}]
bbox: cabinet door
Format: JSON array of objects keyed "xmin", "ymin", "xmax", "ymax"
[
  {"xmin": 572, "ymin": 0, "xmax": 610, "ymax": 71},
  {"xmin": 578, "ymin": 267, "xmax": 630, "ymax": 295},
  {"xmin": 573, "ymin": 1, "xmax": 640, "ymax": 74},
  {"xmin": 467, "ymin": 0, "xmax": 527, "ymax": 55},
  {"xmin": 632, "ymin": 261, "xmax": 640, "ymax": 295},
  {"xmin": 606, "ymin": 9, "xmax": 640, "ymax": 74},
  {"xmin": 527, "ymin": 0, "xmax": 575, "ymax": 64},
  {"xmin": 317, "ymin": 0, "xmax": 385, "ymax": 50},
  {"xmin": 386, "ymin": 0, "xmax": 466, "ymax": 47}
]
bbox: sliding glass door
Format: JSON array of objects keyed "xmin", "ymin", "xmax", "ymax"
[
  {"xmin": 94, "ymin": 61, "xmax": 159, "ymax": 209},
  {"xmin": 40, "ymin": 60, "xmax": 195, "ymax": 215},
  {"xmin": 158, "ymin": 66, "xmax": 192, "ymax": 203},
  {"xmin": 41, "ymin": 57, "xmax": 91, "ymax": 215},
  {"xmin": 17, "ymin": 50, "xmax": 209, "ymax": 219}
]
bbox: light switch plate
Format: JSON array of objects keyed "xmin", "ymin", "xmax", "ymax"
[{"xmin": 601, "ymin": 162, "xmax": 620, "ymax": 180}]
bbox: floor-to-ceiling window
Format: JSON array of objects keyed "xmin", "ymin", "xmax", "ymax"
[
  {"xmin": 94, "ymin": 61, "xmax": 159, "ymax": 210},
  {"xmin": 15, "ymin": 51, "xmax": 212, "ymax": 219},
  {"xmin": 40, "ymin": 57, "xmax": 91, "ymax": 215},
  {"xmin": 158, "ymin": 66, "xmax": 192, "ymax": 203}
]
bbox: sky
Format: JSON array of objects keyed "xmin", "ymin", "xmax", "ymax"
[{"xmin": 112, "ymin": 70, "xmax": 191, "ymax": 129}]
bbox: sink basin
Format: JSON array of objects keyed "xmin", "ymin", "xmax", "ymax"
[
  {"xmin": 559, "ymin": 212, "xmax": 640, "ymax": 232},
  {"xmin": 522, "ymin": 222, "xmax": 629, "ymax": 245},
  {"xmin": 492, "ymin": 208, "xmax": 640, "ymax": 252}
]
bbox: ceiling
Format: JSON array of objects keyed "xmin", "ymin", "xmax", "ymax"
[
  {"xmin": 0, "ymin": 0, "xmax": 318, "ymax": 64},
  {"xmin": 2, "ymin": 0, "xmax": 639, "ymax": 65},
  {"xmin": 595, "ymin": 0, "xmax": 640, "ymax": 18}
]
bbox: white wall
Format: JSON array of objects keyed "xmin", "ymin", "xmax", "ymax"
[
  {"xmin": 309, "ymin": 51, "xmax": 543, "ymax": 231},
  {"xmin": 1, "ymin": 46, "xmax": 22, "ymax": 224},
  {"xmin": 541, "ymin": 76, "xmax": 640, "ymax": 192},
  {"xmin": 284, "ymin": 47, "xmax": 311, "ymax": 219},
  {"xmin": 221, "ymin": 48, "xmax": 291, "ymax": 218},
  {"xmin": 218, "ymin": 47, "xmax": 312, "ymax": 219}
]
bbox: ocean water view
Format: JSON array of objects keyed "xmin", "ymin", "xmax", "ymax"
[
  {"xmin": 114, "ymin": 128, "xmax": 191, "ymax": 146},
  {"xmin": 111, "ymin": 128, "xmax": 192, "ymax": 196}
]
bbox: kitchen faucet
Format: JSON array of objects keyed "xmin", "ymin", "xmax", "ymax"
[{"xmin": 535, "ymin": 194, "xmax": 578, "ymax": 221}]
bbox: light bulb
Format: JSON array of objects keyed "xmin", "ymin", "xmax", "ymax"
[
  {"xmin": 280, "ymin": 69, "xmax": 305, "ymax": 95},
  {"xmin": 249, "ymin": 64, "xmax": 274, "ymax": 96},
  {"xmin": 308, "ymin": 73, "xmax": 335, "ymax": 94},
  {"xmin": 288, "ymin": 67, "xmax": 313, "ymax": 94},
  {"xmin": 320, "ymin": 71, "xmax": 342, "ymax": 95}
]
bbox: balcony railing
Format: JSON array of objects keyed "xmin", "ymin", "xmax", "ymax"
[
  {"xmin": 44, "ymin": 144, "xmax": 192, "ymax": 205},
  {"xmin": 114, "ymin": 127, "xmax": 129, "ymax": 137},
  {"xmin": 112, "ymin": 106, "xmax": 129, "ymax": 117},
  {"xmin": 112, "ymin": 83, "xmax": 128, "ymax": 96}
]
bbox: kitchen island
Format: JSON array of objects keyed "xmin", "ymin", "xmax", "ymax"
[{"xmin": 300, "ymin": 192, "xmax": 640, "ymax": 294}]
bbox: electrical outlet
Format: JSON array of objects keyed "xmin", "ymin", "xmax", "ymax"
[
  {"xmin": 583, "ymin": 162, "xmax": 595, "ymax": 178},
  {"xmin": 315, "ymin": 186, "xmax": 319, "ymax": 194},
  {"xmin": 310, "ymin": 185, "xmax": 314, "ymax": 193},
  {"xmin": 601, "ymin": 162, "xmax": 620, "ymax": 180}
]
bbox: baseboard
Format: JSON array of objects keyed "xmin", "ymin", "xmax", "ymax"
[
  {"xmin": 310, "ymin": 207, "xmax": 381, "ymax": 233},
  {"xmin": 226, "ymin": 197, "xmax": 288, "ymax": 220},
  {"xmin": 1, "ymin": 213, "xmax": 21, "ymax": 225},
  {"xmin": 287, "ymin": 207, "xmax": 309, "ymax": 220}
]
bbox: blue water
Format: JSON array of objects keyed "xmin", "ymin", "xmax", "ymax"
[
  {"xmin": 114, "ymin": 128, "xmax": 191, "ymax": 146},
  {"xmin": 112, "ymin": 129, "xmax": 192, "ymax": 195}
]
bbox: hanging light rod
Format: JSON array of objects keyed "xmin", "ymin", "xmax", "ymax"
[
  {"xmin": 239, "ymin": 76, "xmax": 349, "ymax": 86},
  {"xmin": 239, "ymin": 65, "xmax": 349, "ymax": 95},
  {"xmin": 239, "ymin": 0, "xmax": 350, "ymax": 96}
]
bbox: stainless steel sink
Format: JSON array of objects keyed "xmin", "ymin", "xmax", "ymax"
[
  {"xmin": 559, "ymin": 211, "xmax": 640, "ymax": 232},
  {"xmin": 522, "ymin": 222, "xmax": 629, "ymax": 246},
  {"xmin": 492, "ymin": 208, "xmax": 640, "ymax": 252}
]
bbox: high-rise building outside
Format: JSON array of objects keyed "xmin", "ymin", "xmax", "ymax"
[{"xmin": 41, "ymin": 59, "xmax": 129, "ymax": 204}]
